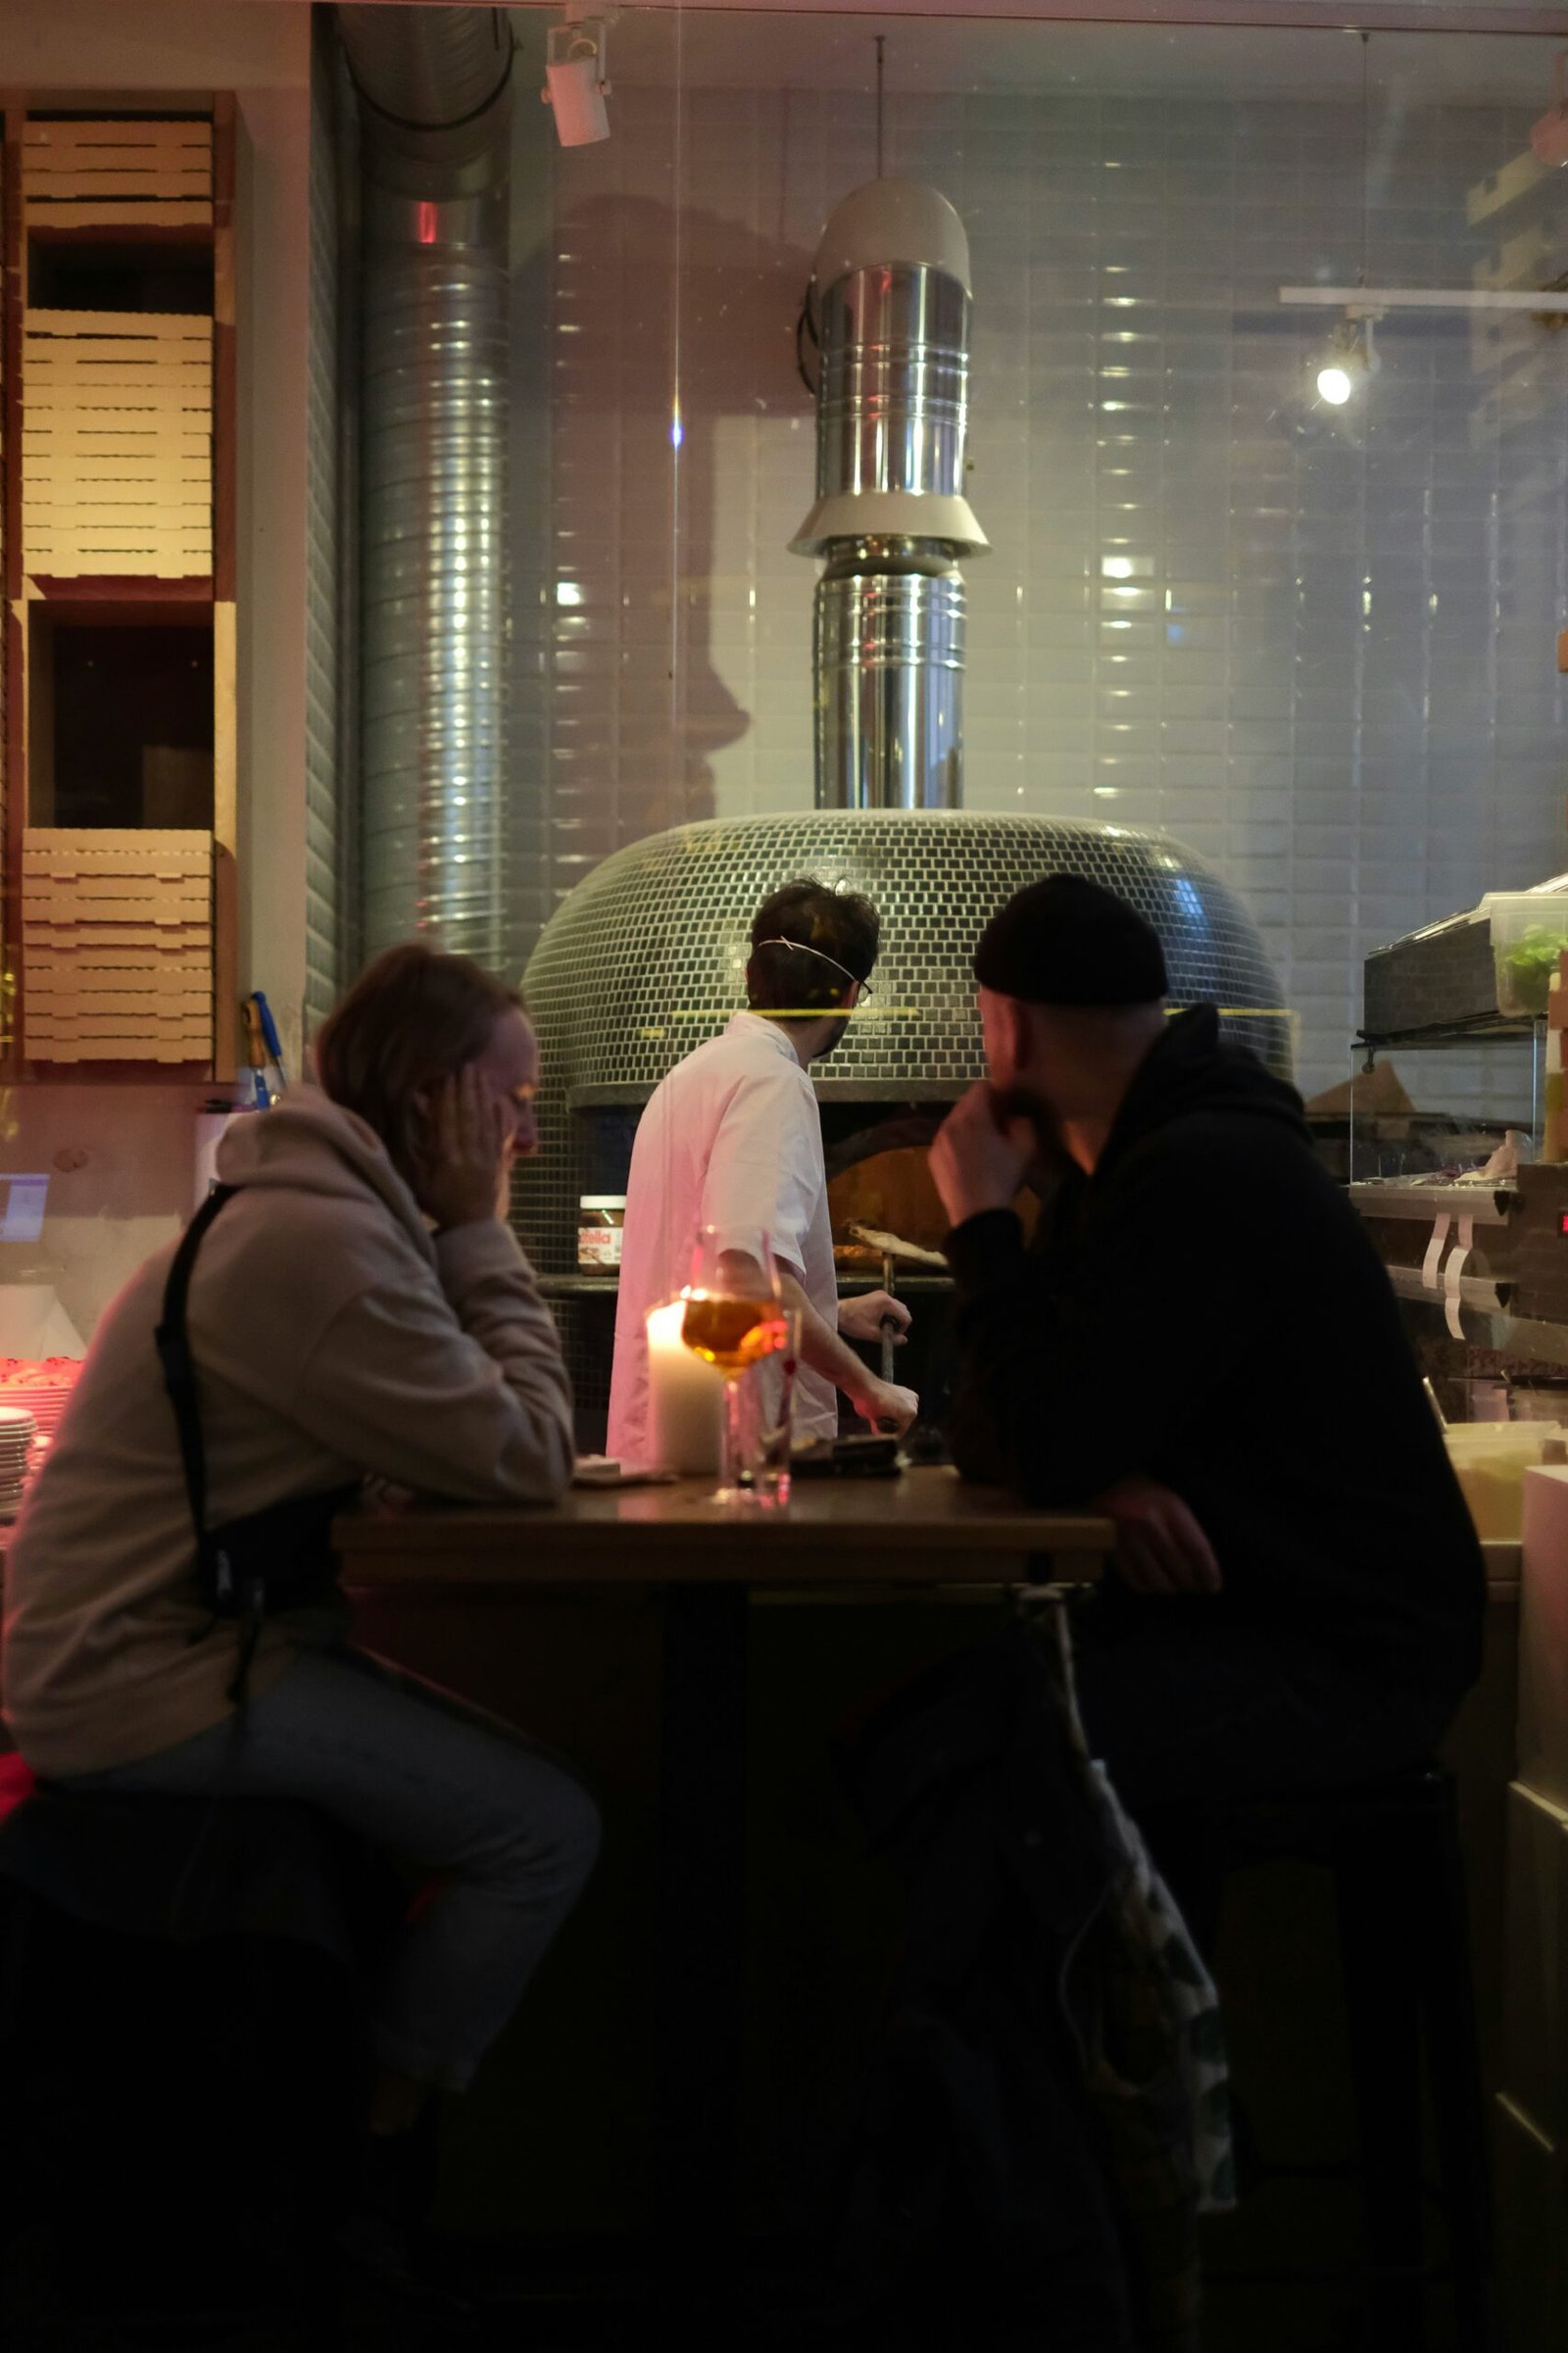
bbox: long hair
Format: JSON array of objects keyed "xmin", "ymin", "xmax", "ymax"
[{"xmin": 315, "ymin": 943, "xmax": 524, "ymax": 1192}]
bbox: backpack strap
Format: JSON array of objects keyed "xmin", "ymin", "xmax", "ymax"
[{"xmin": 154, "ymin": 1184, "xmax": 236, "ymax": 1569}]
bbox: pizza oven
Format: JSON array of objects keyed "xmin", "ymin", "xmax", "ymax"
[{"xmin": 509, "ymin": 180, "xmax": 1285, "ymax": 1445}]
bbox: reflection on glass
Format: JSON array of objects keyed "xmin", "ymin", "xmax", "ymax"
[{"xmin": 680, "ymin": 1225, "xmax": 789, "ymax": 1504}]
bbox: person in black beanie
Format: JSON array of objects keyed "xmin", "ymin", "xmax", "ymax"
[{"xmin": 929, "ymin": 872, "xmax": 1484, "ymax": 1848}]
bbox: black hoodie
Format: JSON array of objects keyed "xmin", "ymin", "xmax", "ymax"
[{"xmin": 945, "ymin": 1006, "xmax": 1485, "ymax": 1701}]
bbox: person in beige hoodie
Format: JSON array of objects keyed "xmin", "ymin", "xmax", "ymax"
[{"xmin": 0, "ymin": 943, "xmax": 599, "ymax": 2219}]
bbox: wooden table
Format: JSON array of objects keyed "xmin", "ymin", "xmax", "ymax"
[
  {"xmin": 337, "ymin": 1470, "xmax": 1113, "ymax": 2275},
  {"xmin": 335, "ymin": 1464, "xmax": 1114, "ymax": 1590}
]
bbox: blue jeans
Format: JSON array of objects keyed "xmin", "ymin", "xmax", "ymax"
[{"xmin": 58, "ymin": 1643, "xmax": 601, "ymax": 2092}]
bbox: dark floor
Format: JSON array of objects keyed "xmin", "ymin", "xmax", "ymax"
[
  {"xmin": 0, "ymin": 1596, "xmax": 1498, "ymax": 2350},
  {"xmin": 0, "ymin": 2195, "xmax": 1476, "ymax": 2353}
]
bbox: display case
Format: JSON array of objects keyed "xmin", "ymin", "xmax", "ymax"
[
  {"xmin": 1347, "ymin": 1019, "xmax": 1544, "ymax": 1184},
  {"xmin": 1351, "ymin": 942, "xmax": 1568, "ymax": 1397}
]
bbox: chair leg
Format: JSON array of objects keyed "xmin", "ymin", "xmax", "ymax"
[
  {"xmin": 1415, "ymin": 1792, "xmax": 1496, "ymax": 2353},
  {"xmin": 1334, "ymin": 1834, "xmax": 1428, "ymax": 2351}
]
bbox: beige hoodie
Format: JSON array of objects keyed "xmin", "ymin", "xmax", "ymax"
[{"xmin": 1, "ymin": 1089, "xmax": 574, "ymax": 1777}]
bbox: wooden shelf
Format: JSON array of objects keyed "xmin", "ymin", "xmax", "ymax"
[
  {"xmin": 22, "ymin": 119, "xmax": 213, "ymax": 231},
  {"xmin": 21, "ymin": 829, "xmax": 214, "ymax": 1063},
  {"xmin": 1, "ymin": 98, "xmax": 236, "ymax": 1084},
  {"xmin": 23, "ymin": 306, "xmax": 212, "ymax": 577}
]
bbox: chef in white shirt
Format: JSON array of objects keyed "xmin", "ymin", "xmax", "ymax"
[{"xmin": 608, "ymin": 878, "xmax": 918, "ymax": 1469}]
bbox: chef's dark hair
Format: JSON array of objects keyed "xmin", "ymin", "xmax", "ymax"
[
  {"xmin": 316, "ymin": 942, "xmax": 526, "ymax": 1192},
  {"xmin": 746, "ymin": 878, "xmax": 880, "ymax": 1016}
]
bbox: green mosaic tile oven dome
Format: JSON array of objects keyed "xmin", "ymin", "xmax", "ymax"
[{"xmin": 514, "ymin": 809, "xmax": 1288, "ymax": 1280}]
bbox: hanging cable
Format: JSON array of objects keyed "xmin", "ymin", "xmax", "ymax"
[
  {"xmin": 1359, "ymin": 29, "xmax": 1371, "ymax": 290},
  {"xmin": 875, "ymin": 34, "xmax": 886, "ymax": 178}
]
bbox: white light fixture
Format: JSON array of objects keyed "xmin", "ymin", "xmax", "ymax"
[
  {"xmin": 1298, "ymin": 33, "xmax": 1383, "ymax": 414},
  {"xmin": 543, "ymin": 15, "xmax": 612, "ymax": 148},
  {"xmin": 1313, "ymin": 316, "xmax": 1378, "ymax": 406},
  {"xmin": 1280, "ymin": 29, "xmax": 1568, "ymax": 376}
]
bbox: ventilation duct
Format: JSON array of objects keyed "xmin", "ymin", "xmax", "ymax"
[
  {"xmin": 792, "ymin": 180, "xmax": 988, "ymax": 812},
  {"xmin": 337, "ymin": 5, "xmax": 514, "ymax": 965}
]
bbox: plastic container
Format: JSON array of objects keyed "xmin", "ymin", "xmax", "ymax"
[
  {"xmin": 1445, "ymin": 1422, "xmax": 1554, "ymax": 1539},
  {"xmin": 1484, "ymin": 891, "xmax": 1568, "ymax": 1017},
  {"xmin": 1505, "ymin": 1381, "xmax": 1568, "ymax": 1426},
  {"xmin": 576, "ymin": 1196, "xmax": 626, "ymax": 1271}
]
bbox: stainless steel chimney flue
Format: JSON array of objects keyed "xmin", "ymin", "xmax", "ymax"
[
  {"xmin": 792, "ymin": 180, "xmax": 987, "ymax": 813},
  {"xmin": 814, "ymin": 541, "xmax": 965, "ymax": 811}
]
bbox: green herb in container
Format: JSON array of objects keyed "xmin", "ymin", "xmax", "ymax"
[{"xmin": 1495, "ymin": 924, "xmax": 1568, "ymax": 1016}]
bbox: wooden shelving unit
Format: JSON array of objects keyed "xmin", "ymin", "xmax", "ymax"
[{"xmin": 0, "ymin": 96, "xmax": 236, "ymax": 1081}]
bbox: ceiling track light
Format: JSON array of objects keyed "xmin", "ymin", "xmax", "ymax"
[
  {"xmin": 543, "ymin": 11, "xmax": 612, "ymax": 148},
  {"xmin": 1314, "ymin": 314, "xmax": 1379, "ymax": 407},
  {"xmin": 1306, "ymin": 32, "xmax": 1380, "ymax": 411}
]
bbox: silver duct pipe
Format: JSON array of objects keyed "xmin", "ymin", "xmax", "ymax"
[
  {"xmin": 791, "ymin": 180, "xmax": 987, "ymax": 812},
  {"xmin": 814, "ymin": 257, "xmax": 971, "ymax": 502},
  {"xmin": 337, "ymin": 6, "xmax": 514, "ymax": 966},
  {"xmin": 815, "ymin": 546, "xmax": 965, "ymax": 811}
]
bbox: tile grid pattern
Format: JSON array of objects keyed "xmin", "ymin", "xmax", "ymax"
[{"xmin": 541, "ymin": 78, "xmax": 1568, "ymax": 1106}]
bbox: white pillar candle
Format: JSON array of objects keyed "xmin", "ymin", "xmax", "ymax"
[{"xmin": 646, "ymin": 1298, "xmax": 724, "ymax": 1474}]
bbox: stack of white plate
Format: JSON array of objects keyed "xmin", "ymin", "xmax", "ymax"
[
  {"xmin": 0, "ymin": 1358, "xmax": 81, "ymax": 1453},
  {"xmin": 0, "ymin": 1405, "xmax": 38, "ymax": 1517}
]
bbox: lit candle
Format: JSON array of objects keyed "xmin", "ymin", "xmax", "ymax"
[{"xmin": 646, "ymin": 1298, "xmax": 724, "ymax": 1474}]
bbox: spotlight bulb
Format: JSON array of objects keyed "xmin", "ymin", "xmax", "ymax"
[{"xmin": 1310, "ymin": 317, "xmax": 1377, "ymax": 409}]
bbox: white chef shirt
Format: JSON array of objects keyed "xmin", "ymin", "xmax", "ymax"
[{"xmin": 608, "ymin": 1012, "xmax": 840, "ymax": 1468}]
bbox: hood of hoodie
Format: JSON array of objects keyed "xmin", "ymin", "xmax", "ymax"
[
  {"xmin": 214, "ymin": 1087, "xmax": 432, "ymax": 1256},
  {"xmin": 1095, "ymin": 1005, "xmax": 1306, "ymax": 1186}
]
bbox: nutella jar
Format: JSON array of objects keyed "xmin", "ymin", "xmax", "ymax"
[{"xmin": 577, "ymin": 1196, "xmax": 626, "ymax": 1271}]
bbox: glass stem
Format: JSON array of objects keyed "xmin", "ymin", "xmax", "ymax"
[{"xmin": 721, "ymin": 1373, "xmax": 748, "ymax": 1495}]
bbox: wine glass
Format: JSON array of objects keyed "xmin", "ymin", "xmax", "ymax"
[{"xmin": 679, "ymin": 1225, "xmax": 790, "ymax": 1504}]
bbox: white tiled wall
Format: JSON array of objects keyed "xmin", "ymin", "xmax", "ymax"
[{"xmin": 538, "ymin": 59, "xmax": 1568, "ymax": 1098}]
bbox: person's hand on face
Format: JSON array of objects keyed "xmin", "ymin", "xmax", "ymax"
[
  {"xmin": 1092, "ymin": 1474, "xmax": 1222, "ymax": 1596},
  {"xmin": 414, "ymin": 1064, "xmax": 512, "ymax": 1232},
  {"xmin": 929, "ymin": 1083, "xmax": 1038, "ymax": 1231}
]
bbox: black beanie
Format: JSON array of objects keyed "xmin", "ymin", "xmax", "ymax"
[{"xmin": 973, "ymin": 873, "xmax": 1168, "ymax": 1007}]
